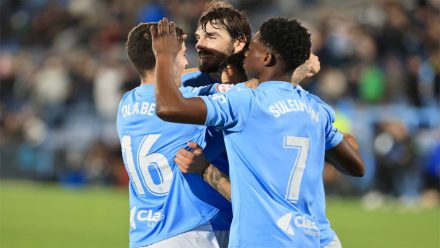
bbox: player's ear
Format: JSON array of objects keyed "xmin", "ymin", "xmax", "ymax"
[
  {"xmin": 263, "ymin": 52, "xmax": 275, "ymax": 67},
  {"xmin": 233, "ymin": 36, "xmax": 247, "ymax": 54}
]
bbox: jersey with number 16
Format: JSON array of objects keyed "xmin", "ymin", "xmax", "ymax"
[{"xmin": 117, "ymin": 84, "xmax": 223, "ymax": 248}]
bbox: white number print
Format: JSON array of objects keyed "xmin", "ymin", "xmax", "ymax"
[
  {"xmin": 284, "ymin": 136, "xmax": 310, "ymax": 203},
  {"xmin": 121, "ymin": 135, "xmax": 173, "ymax": 196}
]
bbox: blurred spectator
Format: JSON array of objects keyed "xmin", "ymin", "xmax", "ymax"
[
  {"xmin": 33, "ymin": 56, "xmax": 71, "ymax": 127},
  {"xmin": 373, "ymin": 121, "xmax": 420, "ymax": 201}
]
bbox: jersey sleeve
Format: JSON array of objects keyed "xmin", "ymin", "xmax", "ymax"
[
  {"xmin": 179, "ymin": 83, "xmax": 240, "ymax": 97},
  {"xmin": 321, "ymin": 103, "xmax": 343, "ymax": 150},
  {"xmin": 305, "ymin": 90, "xmax": 343, "ymax": 150},
  {"xmin": 179, "ymin": 84, "xmax": 220, "ymax": 97},
  {"xmin": 200, "ymin": 88, "xmax": 254, "ymax": 132}
]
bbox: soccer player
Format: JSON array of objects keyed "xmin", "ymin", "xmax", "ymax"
[
  {"xmin": 180, "ymin": 3, "xmax": 363, "ymax": 247},
  {"xmin": 181, "ymin": 5, "xmax": 252, "ymax": 248},
  {"xmin": 151, "ymin": 17, "xmax": 364, "ymax": 247},
  {"xmin": 117, "ymin": 22, "xmax": 230, "ymax": 248}
]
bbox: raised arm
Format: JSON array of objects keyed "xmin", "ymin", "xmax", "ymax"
[
  {"xmin": 291, "ymin": 53, "xmax": 320, "ymax": 86},
  {"xmin": 325, "ymin": 133, "xmax": 365, "ymax": 177},
  {"xmin": 175, "ymin": 142, "xmax": 231, "ymax": 201},
  {"xmin": 151, "ymin": 18, "xmax": 207, "ymax": 125}
]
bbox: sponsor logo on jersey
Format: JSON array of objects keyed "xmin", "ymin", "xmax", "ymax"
[
  {"xmin": 294, "ymin": 215, "xmax": 319, "ymax": 236},
  {"xmin": 130, "ymin": 206, "xmax": 164, "ymax": 229},
  {"xmin": 276, "ymin": 213, "xmax": 319, "ymax": 237},
  {"xmin": 276, "ymin": 212, "xmax": 295, "ymax": 235}
]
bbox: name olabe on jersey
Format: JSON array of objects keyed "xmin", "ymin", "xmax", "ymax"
[{"xmin": 121, "ymin": 101, "xmax": 156, "ymax": 118}]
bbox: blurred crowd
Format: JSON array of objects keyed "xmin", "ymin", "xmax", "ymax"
[{"xmin": 0, "ymin": 0, "xmax": 439, "ymax": 207}]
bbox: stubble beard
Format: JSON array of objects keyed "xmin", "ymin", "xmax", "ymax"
[{"xmin": 198, "ymin": 45, "xmax": 235, "ymax": 74}]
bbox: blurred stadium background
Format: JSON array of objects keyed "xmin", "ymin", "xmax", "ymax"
[{"xmin": 0, "ymin": 0, "xmax": 439, "ymax": 247}]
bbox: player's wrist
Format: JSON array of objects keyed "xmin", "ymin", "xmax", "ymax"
[
  {"xmin": 155, "ymin": 53, "xmax": 175, "ymax": 60},
  {"xmin": 200, "ymin": 162, "xmax": 212, "ymax": 178}
]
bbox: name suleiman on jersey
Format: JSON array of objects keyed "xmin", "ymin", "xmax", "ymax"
[{"xmin": 268, "ymin": 98, "xmax": 319, "ymax": 122}]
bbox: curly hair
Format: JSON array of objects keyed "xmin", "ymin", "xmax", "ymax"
[
  {"xmin": 259, "ymin": 17, "xmax": 311, "ymax": 72},
  {"xmin": 126, "ymin": 23, "xmax": 185, "ymax": 76}
]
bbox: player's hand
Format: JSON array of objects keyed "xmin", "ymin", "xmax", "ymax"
[
  {"xmin": 342, "ymin": 132, "xmax": 359, "ymax": 153},
  {"xmin": 175, "ymin": 142, "xmax": 210, "ymax": 175},
  {"xmin": 151, "ymin": 18, "xmax": 180, "ymax": 57},
  {"xmin": 291, "ymin": 53, "xmax": 321, "ymax": 85},
  {"xmin": 306, "ymin": 53, "xmax": 320, "ymax": 77}
]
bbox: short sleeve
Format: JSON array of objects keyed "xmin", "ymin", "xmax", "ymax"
[
  {"xmin": 200, "ymin": 87, "xmax": 254, "ymax": 132},
  {"xmin": 321, "ymin": 103, "xmax": 343, "ymax": 150},
  {"xmin": 179, "ymin": 84, "xmax": 221, "ymax": 97}
]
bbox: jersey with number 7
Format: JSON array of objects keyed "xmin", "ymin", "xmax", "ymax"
[{"xmin": 200, "ymin": 81, "xmax": 343, "ymax": 247}]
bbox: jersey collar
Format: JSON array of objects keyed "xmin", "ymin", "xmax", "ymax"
[
  {"xmin": 136, "ymin": 83, "xmax": 154, "ymax": 93},
  {"xmin": 258, "ymin": 81, "xmax": 294, "ymax": 90}
]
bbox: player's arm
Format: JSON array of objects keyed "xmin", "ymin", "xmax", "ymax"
[
  {"xmin": 291, "ymin": 53, "xmax": 320, "ymax": 85},
  {"xmin": 204, "ymin": 164, "xmax": 231, "ymax": 201},
  {"xmin": 175, "ymin": 142, "xmax": 231, "ymax": 201},
  {"xmin": 151, "ymin": 18, "xmax": 207, "ymax": 125},
  {"xmin": 325, "ymin": 133, "xmax": 365, "ymax": 177}
]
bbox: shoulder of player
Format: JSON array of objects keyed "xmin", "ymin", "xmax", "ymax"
[
  {"xmin": 181, "ymin": 68, "xmax": 214, "ymax": 87},
  {"xmin": 295, "ymin": 87, "xmax": 327, "ymax": 107},
  {"xmin": 244, "ymin": 79, "xmax": 258, "ymax": 89},
  {"xmin": 178, "ymin": 84, "xmax": 203, "ymax": 97},
  {"xmin": 303, "ymin": 92, "xmax": 337, "ymax": 122},
  {"xmin": 214, "ymin": 83, "xmax": 235, "ymax": 93},
  {"xmin": 222, "ymin": 85, "xmax": 256, "ymax": 101},
  {"xmin": 120, "ymin": 86, "xmax": 140, "ymax": 102},
  {"xmin": 182, "ymin": 68, "xmax": 202, "ymax": 79},
  {"xmin": 184, "ymin": 67, "xmax": 200, "ymax": 74}
]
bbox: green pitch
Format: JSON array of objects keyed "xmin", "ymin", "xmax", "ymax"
[{"xmin": 0, "ymin": 180, "xmax": 439, "ymax": 248}]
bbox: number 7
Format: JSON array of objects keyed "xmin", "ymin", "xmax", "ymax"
[{"xmin": 284, "ymin": 136, "xmax": 310, "ymax": 203}]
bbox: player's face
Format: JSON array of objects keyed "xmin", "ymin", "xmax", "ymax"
[
  {"xmin": 195, "ymin": 21, "xmax": 235, "ymax": 73},
  {"xmin": 173, "ymin": 42, "xmax": 188, "ymax": 86},
  {"xmin": 243, "ymin": 32, "xmax": 266, "ymax": 79}
]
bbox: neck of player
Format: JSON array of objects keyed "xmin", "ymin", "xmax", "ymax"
[
  {"xmin": 141, "ymin": 71, "xmax": 155, "ymax": 85},
  {"xmin": 258, "ymin": 70, "xmax": 292, "ymax": 86}
]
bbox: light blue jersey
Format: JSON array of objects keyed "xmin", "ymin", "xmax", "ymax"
[
  {"xmin": 215, "ymin": 82, "xmax": 339, "ymax": 246},
  {"xmin": 117, "ymin": 83, "xmax": 230, "ymax": 247},
  {"xmin": 200, "ymin": 81, "xmax": 343, "ymax": 247},
  {"xmin": 182, "ymin": 70, "xmax": 339, "ymax": 244}
]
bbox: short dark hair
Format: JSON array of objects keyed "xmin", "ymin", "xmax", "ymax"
[
  {"xmin": 126, "ymin": 23, "xmax": 185, "ymax": 76},
  {"xmin": 202, "ymin": 0, "xmax": 234, "ymax": 14},
  {"xmin": 199, "ymin": 7, "xmax": 251, "ymax": 49},
  {"xmin": 259, "ymin": 17, "xmax": 311, "ymax": 72}
]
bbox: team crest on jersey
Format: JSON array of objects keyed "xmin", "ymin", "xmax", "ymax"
[{"xmin": 216, "ymin": 84, "xmax": 234, "ymax": 93}]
